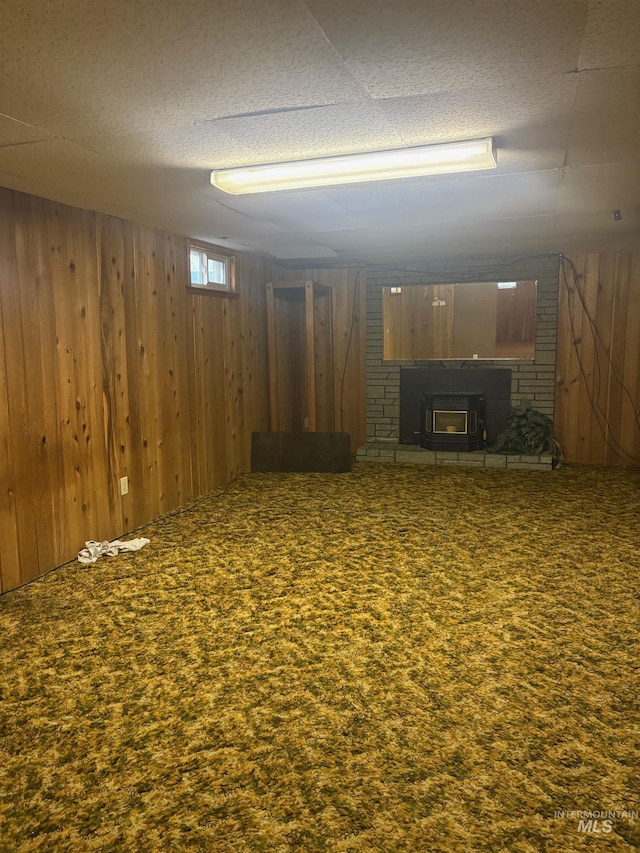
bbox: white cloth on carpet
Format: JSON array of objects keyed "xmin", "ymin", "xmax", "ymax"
[{"xmin": 77, "ymin": 537, "xmax": 150, "ymax": 564}]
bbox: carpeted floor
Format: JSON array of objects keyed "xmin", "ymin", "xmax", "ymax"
[{"xmin": 0, "ymin": 463, "xmax": 638, "ymax": 852}]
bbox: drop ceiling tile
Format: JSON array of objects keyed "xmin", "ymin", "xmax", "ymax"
[
  {"xmin": 69, "ymin": 122, "xmax": 256, "ymax": 170},
  {"xmin": 0, "ymin": 0, "xmax": 368, "ymax": 140},
  {"xmin": 134, "ymin": 183, "xmax": 290, "ymax": 244},
  {"xmin": 0, "ymin": 137, "xmax": 131, "ymax": 210},
  {"xmin": 437, "ymin": 171, "xmax": 563, "ymax": 222},
  {"xmin": 557, "ymin": 163, "xmax": 640, "ymax": 215},
  {"xmin": 464, "ymin": 214, "xmax": 558, "ymax": 242},
  {"xmin": 0, "ymin": 114, "xmax": 49, "ymax": 148},
  {"xmin": 565, "ymin": 67, "xmax": 640, "ymax": 167},
  {"xmin": 0, "ymin": 137, "xmax": 286, "ymax": 244},
  {"xmin": 579, "ymin": 0, "xmax": 640, "ymax": 69},
  {"xmin": 553, "ymin": 210, "xmax": 640, "ymax": 252},
  {"xmin": 306, "ymin": 0, "xmax": 587, "ymax": 98},
  {"xmin": 320, "ymin": 179, "xmax": 453, "ymax": 228},
  {"xmin": 243, "ymin": 236, "xmax": 339, "ymax": 259},
  {"xmin": 377, "ymin": 82, "xmax": 575, "ymax": 171},
  {"xmin": 452, "ymin": 216, "xmax": 564, "ymax": 258},
  {"xmin": 215, "ymin": 189, "xmax": 363, "ymax": 233},
  {"xmin": 76, "ymin": 96, "xmax": 398, "ymax": 170},
  {"xmin": 314, "ymin": 220, "xmax": 477, "ymax": 261},
  {"xmin": 0, "ymin": 0, "xmax": 637, "ymax": 263},
  {"xmin": 211, "ymin": 101, "xmax": 403, "ymax": 166},
  {"xmin": 320, "ymin": 170, "xmax": 562, "ymax": 233}
]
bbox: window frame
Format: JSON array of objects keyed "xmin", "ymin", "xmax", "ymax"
[{"xmin": 187, "ymin": 240, "xmax": 237, "ymax": 298}]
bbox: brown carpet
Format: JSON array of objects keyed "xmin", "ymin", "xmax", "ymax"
[{"xmin": 0, "ymin": 463, "xmax": 638, "ymax": 851}]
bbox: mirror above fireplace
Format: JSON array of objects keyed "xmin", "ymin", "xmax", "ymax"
[{"xmin": 383, "ymin": 280, "xmax": 537, "ymax": 361}]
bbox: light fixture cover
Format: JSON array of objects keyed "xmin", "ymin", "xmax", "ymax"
[{"xmin": 210, "ymin": 137, "xmax": 497, "ymax": 194}]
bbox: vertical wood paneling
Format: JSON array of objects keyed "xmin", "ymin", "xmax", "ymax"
[
  {"xmin": 328, "ymin": 268, "xmax": 366, "ymax": 445},
  {"xmin": 134, "ymin": 224, "xmax": 161, "ymax": 522},
  {"xmin": 77, "ymin": 209, "xmax": 108, "ymax": 544},
  {"xmin": 593, "ymin": 253, "xmax": 618, "ymax": 465},
  {"xmin": 97, "ymin": 218, "xmax": 119, "ymax": 529},
  {"xmin": 99, "ymin": 214, "xmax": 134, "ymax": 532},
  {"xmin": 0, "ymin": 186, "xmax": 273, "ymax": 593},
  {"xmin": 241, "ymin": 257, "xmax": 270, "ymax": 445},
  {"xmin": 222, "ymin": 296, "xmax": 242, "ymax": 482},
  {"xmin": 266, "ymin": 283, "xmax": 279, "ymax": 432},
  {"xmin": 620, "ymin": 253, "xmax": 640, "ymax": 463},
  {"xmin": 575, "ymin": 255, "xmax": 601, "ymax": 462},
  {"xmin": 314, "ymin": 291, "xmax": 334, "ymax": 432},
  {"xmin": 0, "ymin": 304, "xmax": 20, "ymax": 591},
  {"xmin": 343, "ymin": 269, "xmax": 362, "ymax": 437},
  {"xmin": 165, "ymin": 232, "xmax": 193, "ymax": 507},
  {"xmin": 206, "ymin": 299, "xmax": 229, "ymax": 487},
  {"xmin": 555, "ymin": 252, "xmax": 640, "ymax": 465},
  {"xmin": 556, "ymin": 254, "xmax": 584, "ymax": 462},
  {"xmin": 13, "ymin": 193, "xmax": 57, "ymax": 574},
  {"xmin": 276, "ymin": 267, "xmax": 366, "ymax": 446},
  {"xmin": 269, "ymin": 293, "xmax": 307, "ymax": 432},
  {"xmin": 0, "ymin": 192, "xmax": 40, "ymax": 584},
  {"xmin": 304, "ymin": 283, "xmax": 317, "ymax": 431},
  {"xmin": 0, "ymin": 192, "xmax": 21, "ymax": 593}
]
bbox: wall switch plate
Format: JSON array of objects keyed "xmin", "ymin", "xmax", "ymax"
[{"xmin": 120, "ymin": 476, "xmax": 129, "ymax": 496}]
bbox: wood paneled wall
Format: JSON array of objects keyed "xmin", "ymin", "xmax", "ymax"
[
  {"xmin": 13, "ymin": 189, "xmax": 636, "ymax": 585},
  {"xmin": 0, "ymin": 187, "xmax": 277, "ymax": 593},
  {"xmin": 556, "ymin": 252, "xmax": 640, "ymax": 466},
  {"xmin": 276, "ymin": 266, "xmax": 367, "ymax": 449}
]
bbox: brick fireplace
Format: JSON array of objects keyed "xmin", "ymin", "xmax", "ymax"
[{"xmin": 363, "ymin": 256, "xmax": 560, "ymax": 446}]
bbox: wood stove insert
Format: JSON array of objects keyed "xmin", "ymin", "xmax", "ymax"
[{"xmin": 421, "ymin": 393, "xmax": 486, "ymax": 451}]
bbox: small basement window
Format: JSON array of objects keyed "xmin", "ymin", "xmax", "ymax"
[{"xmin": 188, "ymin": 242, "xmax": 236, "ymax": 295}]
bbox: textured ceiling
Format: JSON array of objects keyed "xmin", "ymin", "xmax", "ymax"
[{"xmin": 0, "ymin": 0, "xmax": 638, "ymax": 263}]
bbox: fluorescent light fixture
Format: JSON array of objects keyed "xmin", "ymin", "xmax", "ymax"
[{"xmin": 210, "ymin": 137, "xmax": 496, "ymax": 194}]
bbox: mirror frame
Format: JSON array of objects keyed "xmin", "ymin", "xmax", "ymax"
[{"xmin": 382, "ymin": 280, "xmax": 538, "ymax": 361}]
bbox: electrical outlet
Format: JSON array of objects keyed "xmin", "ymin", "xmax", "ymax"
[
  {"xmin": 120, "ymin": 476, "xmax": 129, "ymax": 496},
  {"xmin": 304, "ymin": 416, "xmax": 309, "ymax": 429}
]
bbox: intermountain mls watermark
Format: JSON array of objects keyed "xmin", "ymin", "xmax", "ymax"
[{"xmin": 554, "ymin": 809, "xmax": 638, "ymax": 834}]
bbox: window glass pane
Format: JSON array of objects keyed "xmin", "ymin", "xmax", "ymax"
[
  {"xmin": 207, "ymin": 258, "xmax": 227, "ymax": 285},
  {"xmin": 189, "ymin": 244, "xmax": 234, "ymax": 292},
  {"xmin": 190, "ymin": 250, "xmax": 204, "ymax": 285}
]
